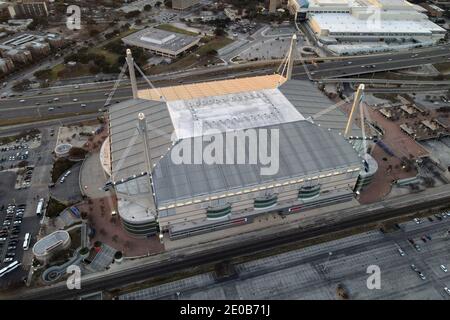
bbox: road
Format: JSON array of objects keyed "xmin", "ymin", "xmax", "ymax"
[
  {"xmin": 1, "ymin": 44, "xmax": 449, "ymax": 123},
  {"xmin": 297, "ymin": 44, "xmax": 450, "ymax": 79},
  {"xmin": 8, "ymin": 184, "xmax": 450, "ymax": 300},
  {"xmin": 119, "ymin": 218, "xmax": 450, "ymax": 300}
]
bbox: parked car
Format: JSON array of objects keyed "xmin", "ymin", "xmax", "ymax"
[{"xmin": 444, "ymin": 287, "xmax": 450, "ymax": 296}]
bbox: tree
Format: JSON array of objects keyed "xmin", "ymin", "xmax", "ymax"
[
  {"xmin": 125, "ymin": 10, "xmax": 141, "ymax": 19},
  {"xmin": 17, "ymin": 160, "xmax": 28, "ymax": 168},
  {"xmin": 89, "ymin": 29, "xmax": 100, "ymax": 37},
  {"xmin": 144, "ymin": 4, "xmax": 152, "ymax": 11},
  {"xmin": 27, "ymin": 17, "xmax": 48, "ymax": 30},
  {"xmin": 68, "ymin": 147, "xmax": 88, "ymax": 159},
  {"xmin": 214, "ymin": 27, "xmax": 226, "ymax": 37},
  {"xmin": 12, "ymin": 79, "xmax": 31, "ymax": 92},
  {"xmin": 34, "ymin": 68, "xmax": 52, "ymax": 80}
]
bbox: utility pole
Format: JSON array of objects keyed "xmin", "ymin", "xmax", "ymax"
[{"xmin": 322, "ymin": 251, "xmax": 333, "ymax": 273}]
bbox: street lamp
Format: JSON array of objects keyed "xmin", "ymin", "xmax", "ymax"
[{"xmin": 323, "ymin": 251, "xmax": 333, "ymax": 273}]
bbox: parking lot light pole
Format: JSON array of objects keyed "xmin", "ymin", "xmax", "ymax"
[{"xmin": 322, "ymin": 251, "xmax": 333, "ymax": 273}]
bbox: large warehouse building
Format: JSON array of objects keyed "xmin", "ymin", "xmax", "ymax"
[
  {"xmin": 291, "ymin": 0, "xmax": 446, "ymax": 53},
  {"xmin": 103, "ymin": 68, "xmax": 376, "ymax": 240}
]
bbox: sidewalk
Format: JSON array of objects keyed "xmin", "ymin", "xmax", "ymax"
[
  {"xmin": 6, "ymin": 184, "xmax": 450, "ymax": 299},
  {"xmin": 79, "ymin": 151, "xmax": 109, "ymax": 199}
]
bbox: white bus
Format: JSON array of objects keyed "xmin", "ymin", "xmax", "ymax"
[
  {"xmin": 23, "ymin": 233, "xmax": 31, "ymax": 251},
  {"xmin": 36, "ymin": 198, "xmax": 44, "ymax": 216},
  {"xmin": 0, "ymin": 261, "xmax": 21, "ymax": 278}
]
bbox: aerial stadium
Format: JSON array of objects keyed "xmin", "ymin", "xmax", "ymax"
[{"xmin": 101, "ymin": 47, "xmax": 377, "ymax": 240}]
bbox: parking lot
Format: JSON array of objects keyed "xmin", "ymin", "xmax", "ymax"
[
  {"xmin": 0, "ymin": 134, "xmax": 41, "ymax": 173},
  {"xmin": 120, "ymin": 211, "xmax": 450, "ymax": 300},
  {"xmin": 0, "ymin": 203, "xmax": 28, "ymax": 265},
  {"xmin": 0, "ymin": 127, "xmax": 58, "ymax": 288}
]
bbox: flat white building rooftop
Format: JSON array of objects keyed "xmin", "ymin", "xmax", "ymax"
[
  {"xmin": 311, "ymin": 12, "xmax": 445, "ymax": 35},
  {"xmin": 166, "ymin": 88, "xmax": 305, "ymax": 140}
]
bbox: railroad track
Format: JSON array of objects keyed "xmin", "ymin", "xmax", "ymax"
[{"xmin": 11, "ymin": 191, "xmax": 450, "ymax": 300}]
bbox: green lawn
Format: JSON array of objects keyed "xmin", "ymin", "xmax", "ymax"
[
  {"xmin": 155, "ymin": 24, "xmax": 198, "ymax": 36},
  {"xmin": 49, "ymin": 29, "xmax": 138, "ymax": 81},
  {"xmin": 50, "ymin": 63, "xmax": 65, "ymax": 80},
  {"xmin": 88, "ymin": 48, "xmax": 120, "ymax": 65},
  {"xmin": 50, "ymin": 63, "xmax": 92, "ymax": 80},
  {"xmin": 434, "ymin": 62, "xmax": 450, "ymax": 75},
  {"xmin": 197, "ymin": 37, "xmax": 233, "ymax": 55}
]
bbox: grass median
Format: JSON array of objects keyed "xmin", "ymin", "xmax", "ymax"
[{"xmin": 0, "ymin": 110, "xmax": 98, "ymax": 127}]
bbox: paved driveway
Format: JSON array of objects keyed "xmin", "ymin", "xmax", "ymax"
[{"xmin": 50, "ymin": 161, "xmax": 83, "ymax": 204}]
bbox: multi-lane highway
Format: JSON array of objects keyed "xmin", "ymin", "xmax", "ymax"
[
  {"xmin": 296, "ymin": 44, "xmax": 450, "ymax": 79},
  {"xmin": 1, "ymin": 44, "xmax": 449, "ymax": 126}
]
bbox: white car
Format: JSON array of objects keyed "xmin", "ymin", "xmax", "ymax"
[
  {"xmin": 53, "ymin": 97, "xmax": 59, "ymax": 101},
  {"xmin": 73, "ymin": 98, "xmax": 78, "ymax": 102},
  {"xmin": 19, "ymin": 99, "xmax": 25, "ymax": 103},
  {"xmin": 397, "ymin": 248, "xmax": 405, "ymax": 256},
  {"xmin": 60, "ymin": 176, "xmax": 65, "ymax": 183},
  {"xmin": 413, "ymin": 218, "xmax": 421, "ymax": 224},
  {"xmin": 3, "ymin": 258, "xmax": 13, "ymax": 263},
  {"xmin": 48, "ymin": 107, "xmax": 54, "ymax": 111},
  {"xmin": 445, "ymin": 287, "xmax": 450, "ymax": 296},
  {"xmin": 64, "ymin": 170, "xmax": 71, "ymax": 177},
  {"xmin": 440, "ymin": 265, "xmax": 448, "ymax": 273}
]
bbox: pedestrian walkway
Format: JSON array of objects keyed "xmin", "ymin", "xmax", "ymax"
[
  {"xmin": 79, "ymin": 151, "xmax": 109, "ymax": 199},
  {"xmin": 87, "ymin": 244, "xmax": 116, "ymax": 272}
]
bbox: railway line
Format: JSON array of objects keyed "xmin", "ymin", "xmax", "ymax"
[{"xmin": 11, "ymin": 186, "xmax": 450, "ymax": 300}]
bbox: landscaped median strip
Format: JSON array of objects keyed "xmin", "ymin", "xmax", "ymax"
[{"xmin": 0, "ymin": 110, "xmax": 99, "ymax": 127}]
